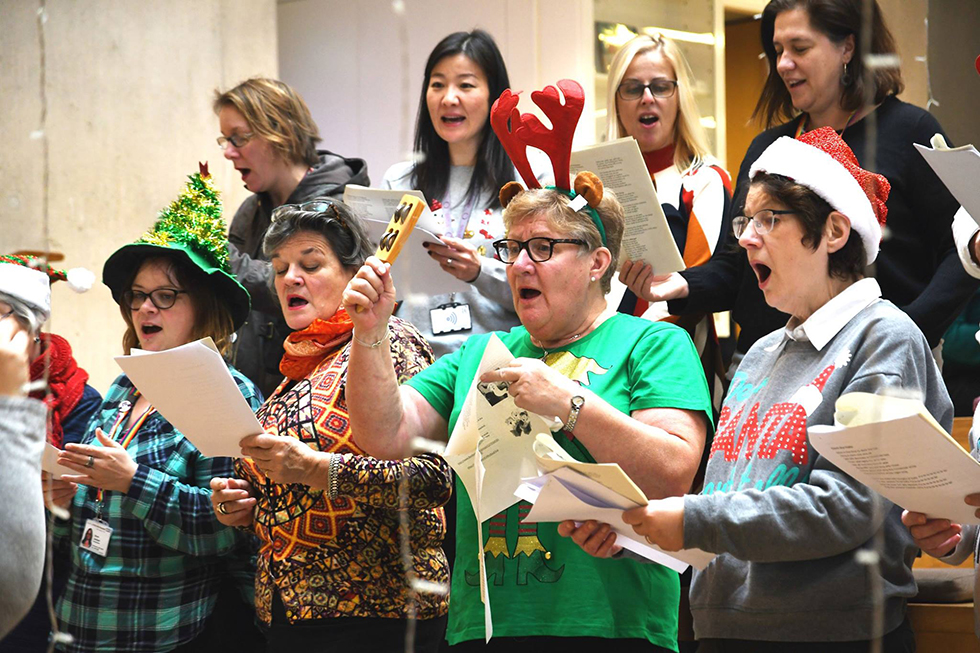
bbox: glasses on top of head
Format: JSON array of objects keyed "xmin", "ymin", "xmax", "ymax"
[
  {"xmin": 271, "ymin": 200, "xmax": 348, "ymax": 226},
  {"xmin": 216, "ymin": 133, "xmax": 254, "ymax": 149},
  {"xmin": 616, "ymin": 79, "xmax": 679, "ymax": 101},
  {"xmin": 122, "ymin": 288, "xmax": 187, "ymax": 311},
  {"xmin": 732, "ymin": 209, "xmax": 796, "ymax": 238},
  {"xmin": 492, "ymin": 237, "xmax": 587, "ymax": 264}
]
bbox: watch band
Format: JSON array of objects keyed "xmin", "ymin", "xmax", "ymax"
[{"xmin": 565, "ymin": 395, "xmax": 585, "ymax": 434}]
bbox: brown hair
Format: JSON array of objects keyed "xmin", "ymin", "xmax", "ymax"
[
  {"xmin": 213, "ymin": 78, "xmax": 321, "ymax": 167},
  {"xmin": 119, "ymin": 256, "xmax": 236, "ymax": 356},
  {"xmin": 502, "ymin": 188, "xmax": 626, "ymax": 293},
  {"xmin": 750, "ymin": 172, "xmax": 865, "ymax": 280},
  {"xmin": 754, "ymin": 0, "xmax": 904, "ymax": 128}
]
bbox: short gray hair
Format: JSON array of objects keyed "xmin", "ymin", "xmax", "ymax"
[
  {"xmin": 263, "ymin": 198, "xmax": 373, "ymax": 274},
  {"xmin": 0, "ymin": 291, "xmax": 43, "ymax": 335}
]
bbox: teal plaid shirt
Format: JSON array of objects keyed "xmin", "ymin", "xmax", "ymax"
[{"xmin": 54, "ymin": 369, "xmax": 262, "ymax": 652}]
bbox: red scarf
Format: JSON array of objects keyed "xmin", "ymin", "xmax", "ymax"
[
  {"xmin": 279, "ymin": 309, "xmax": 355, "ymax": 381},
  {"xmin": 30, "ymin": 333, "xmax": 89, "ymax": 448},
  {"xmin": 642, "ymin": 144, "xmax": 675, "ymax": 177}
]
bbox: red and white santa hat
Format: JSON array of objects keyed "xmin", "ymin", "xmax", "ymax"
[
  {"xmin": 749, "ymin": 126, "xmax": 890, "ymax": 265},
  {"xmin": 0, "ymin": 254, "xmax": 93, "ymax": 322}
]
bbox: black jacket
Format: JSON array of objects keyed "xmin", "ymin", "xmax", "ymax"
[
  {"xmin": 227, "ymin": 150, "xmax": 370, "ymax": 396},
  {"xmin": 670, "ymin": 96, "xmax": 978, "ymax": 352}
]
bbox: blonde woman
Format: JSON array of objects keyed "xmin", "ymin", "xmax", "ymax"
[{"xmin": 608, "ymin": 34, "xmax": 731, "ymax": 320}]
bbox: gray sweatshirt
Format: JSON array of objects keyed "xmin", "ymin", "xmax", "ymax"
[
  {"xmin": 684, "ymin": 279, "xmax": 954, "ymax": 642},
  {"xmin": 0, "ymin": 395, "xmax": 46, "ymax": 639}
]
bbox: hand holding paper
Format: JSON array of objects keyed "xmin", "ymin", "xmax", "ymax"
[{"xmin": 114, "ymin": 338, "xmax": 264, "ymax": 458}]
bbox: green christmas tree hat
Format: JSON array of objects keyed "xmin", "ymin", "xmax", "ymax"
[{"xmin": 102, "ymin": 163, "xmax": 250, "ymax": 329}]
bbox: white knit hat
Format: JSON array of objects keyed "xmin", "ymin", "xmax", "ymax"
[{"xmin": 749, "ymin": 127, "xmax": 890, "ymax": 265}]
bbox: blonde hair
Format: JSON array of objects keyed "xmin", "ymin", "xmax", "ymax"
[
  {"xmin": 502, "ymin": 188, "xmax": 625, "ymax": 294},
  {"xmin": 605, "ymin": 34, "xmax": 711, "ymax": 173},
  {"xmin": 213, "ymin": 78, "xmax": 321, "ymax": 168}
]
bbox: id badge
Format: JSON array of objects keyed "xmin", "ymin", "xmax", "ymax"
[
  {"xmin": 80, "ymin": 518, "xmax": 113, "ymax": 557},
  {"xmin": 430, "ymin": 302, "xmax": 472, "ymax": 335}
]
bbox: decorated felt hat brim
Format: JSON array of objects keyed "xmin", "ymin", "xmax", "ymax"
[
  {"xmin": 0, "ymin": 262, "xmax": 51, "ymax": 320},
  {"xmin": 102, "ymin": 241, "xmax": 250, "ymax": 330}
]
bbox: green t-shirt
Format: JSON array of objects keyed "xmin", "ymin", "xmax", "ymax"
[{"xmin": 406, "ymin": 313, "xmax": 712, "ymax": 648}]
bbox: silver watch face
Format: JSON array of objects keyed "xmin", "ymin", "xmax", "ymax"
[{"xmin": 571, "ymin": 395, "xmax": 585, "ymax": 408}]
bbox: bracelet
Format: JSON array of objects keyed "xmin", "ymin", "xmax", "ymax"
[
  {"xmin": 352, "ymin": 326, "xmax": 390, "ymax": 348},
  {"xmin": 328, "ymin": 453, "xmax": 341, "ymax": 499}
]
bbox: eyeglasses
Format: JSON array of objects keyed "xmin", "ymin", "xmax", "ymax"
[
  {"xmin": 732, "ymin": 209, "xmax": 796, "ymax": 238},
  {"xmin": 271, "ymin": 200, "xmax": 349, "ymax": 229},
  {"xmin": 122, "ymin": 288, "xmax": 187, "ymax": 311},
  {"xmin": 616, "ymin": 79, "xmax": 679, "ymax": 101},
  {"xmin": 216, "ymin": 133, "xmax": 254, "ymax": 149},
  {"xmin": 493, "ymin": 237, "xmax": 587, "ymax": 264}
]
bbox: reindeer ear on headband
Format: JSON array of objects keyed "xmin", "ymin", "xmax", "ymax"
[
  {"xmin": 499, "ymin": 182, "xmax": 526, "ymax": 209},
  {"xmin": 574, "ymin": 172, "xmax": 603, "ymax": 209}
]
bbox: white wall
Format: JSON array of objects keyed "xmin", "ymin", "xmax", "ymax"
[
  {"xmin": 277, "ymin": 0, "xmax": 596, "ymax": 184},
  {"xmin": 1, "ymin": 0, "xmax": 278, "ymax": 391}
]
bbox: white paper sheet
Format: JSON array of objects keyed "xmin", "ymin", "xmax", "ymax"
[
  {"xmin": 809, "ymin": 392, "xmax": 980, "ymax": 524},
  {"xmin": 570, "ymin": 137, "xmax": 685, "ymax": 274},
  {"xmin": 342, "ymin": 185, "xmax": 469, "ymax": 297},
  {"xmin": 41, "ymin": 443, "xmax": 75, "ymax": 480},
  {"xmin": 515, "ymin": 466, "xmax": 715, "ymax": 572},
  {"xmin": 442, "ymin": 334, "xmax": 548, "ymax": 521},
  {"xmin": 114, "ymin": 338, "xmax": 263, "ymax": 458},
  {"xmin": 914, "ymin": 136, "xmax": 980, "ymax": 225}
]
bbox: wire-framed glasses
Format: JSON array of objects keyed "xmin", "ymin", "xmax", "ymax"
[
  {"xmin": 616, "ymin": 79, "xmax": 679, "ymax": 101},
  {"xmin": 732, "ymin": 209, "xmax": 796, "ymax": 238},
  {"xmin": 492, "ymin": 237, "xmax": 587, "ymax": 264},
  {"xmin": 216, "ymin": 133, "xmax": 254, "ymax": 149}
]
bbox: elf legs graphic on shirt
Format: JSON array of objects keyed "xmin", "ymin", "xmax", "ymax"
[
  {"xmin": 465, "ymin": 350, "xmax": 607, "ymax": 587},
  {"xmin": 705, "ymin": 349, "xmax": 850, "ymax": 493},
  {"xmin": 465, "ymin": 502, "xmax": 565, "ymax": 586}
]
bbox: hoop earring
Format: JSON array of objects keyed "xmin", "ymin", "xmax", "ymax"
[{"xmin": 840, "ymin": 61, "xmax": 852, "ymax": 86}]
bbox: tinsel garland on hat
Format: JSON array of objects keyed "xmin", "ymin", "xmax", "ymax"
[{"xmin": 137, "ymin": 163, "xmax": 231, "ymax": 272}]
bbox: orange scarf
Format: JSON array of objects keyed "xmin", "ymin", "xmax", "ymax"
[{"xmin": 279, "ymin": 309, "xmax": 355, "ymax": 380}]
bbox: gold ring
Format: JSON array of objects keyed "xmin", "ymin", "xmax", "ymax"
[
  {"xmin": 85, "ymin": 455, "xmax": 95, "ymax": 469},
  {"xmin": 217, "ymin": 501, "xmax": 229, "ymax": 515},
  {"xmin": 645, "ymin": 535, "xmax": 655, "ymax": 545}
]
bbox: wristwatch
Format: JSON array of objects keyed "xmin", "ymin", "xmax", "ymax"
[{"xmin": 565, "ymin": 395, "xmax": 585, "ymax": 434}]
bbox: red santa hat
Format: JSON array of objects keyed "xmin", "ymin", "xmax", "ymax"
[{"xmin": 749, "ymin": 127, "xmax": 890, "ymax": 265}]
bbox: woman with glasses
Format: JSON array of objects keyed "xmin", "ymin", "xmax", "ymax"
[
  {"xmin": 382, "ymin": 30, "xmax": 546, "ymax": 359},
  {"xmin": 565, "ymin": 129, "xmax": 952, "ymax": 652},
  {"xmin": 607, "ymin": 34, "xmax": 731, "ymax": 319},
  {"xmin": 343, "ymin": 168, "xmax": 711, "ymax": 648},
  {"xmin": 208, "ymin": 198, "xmax": 452, "ymax": 652},
  {"xmin": 44, "ymin": 167, "xmax": 263, "ymax": 652},
  {"xmin": 214, "ymin": 78, "xmax": 370, "ymax": 397},
  {"xmin": 623, "ymin": 0, "xmax": 973, "ymax": 371}
]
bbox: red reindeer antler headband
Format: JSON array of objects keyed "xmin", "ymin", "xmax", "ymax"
[
  {"xmin": 490, "ymin": 79, "xmax": 584, "ymax": 190},
  {"xmin": 490, "ymin": 80, "xmax": 607, "ymax": 245}
]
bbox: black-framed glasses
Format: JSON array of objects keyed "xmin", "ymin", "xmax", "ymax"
[
  {"xmin": 216, "ymin": 132, "xmax": 254, "ymax": 149},
  {"xmin": 616, "ymin": 79, "xmax": 679, "ymax": 101},
  {"xmin": 122, "ymin": 288, "xmax": 187, "ymax": 311},
  {"xmin": 732, "ymin": 209, "xmax": 796, "ymax": 238},
  {"xmin": 493, "ymin": 237, "xmax": 587, "ymax": 264}
]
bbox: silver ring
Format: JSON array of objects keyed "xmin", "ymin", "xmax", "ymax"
[
  {"xmin": 85, "ymin": 455, "xmax": 95, "ymax": 469},
  {"xmin": 645, "ymin": 535, "xmax": 655, "ymax": 545},
  {"xmin": 446, "ymin": 258, "xmax": 454, "ymax": 267},
  {"xmin": 217, "ymin": 501, "xmax": 229, "ymax": 515}
]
